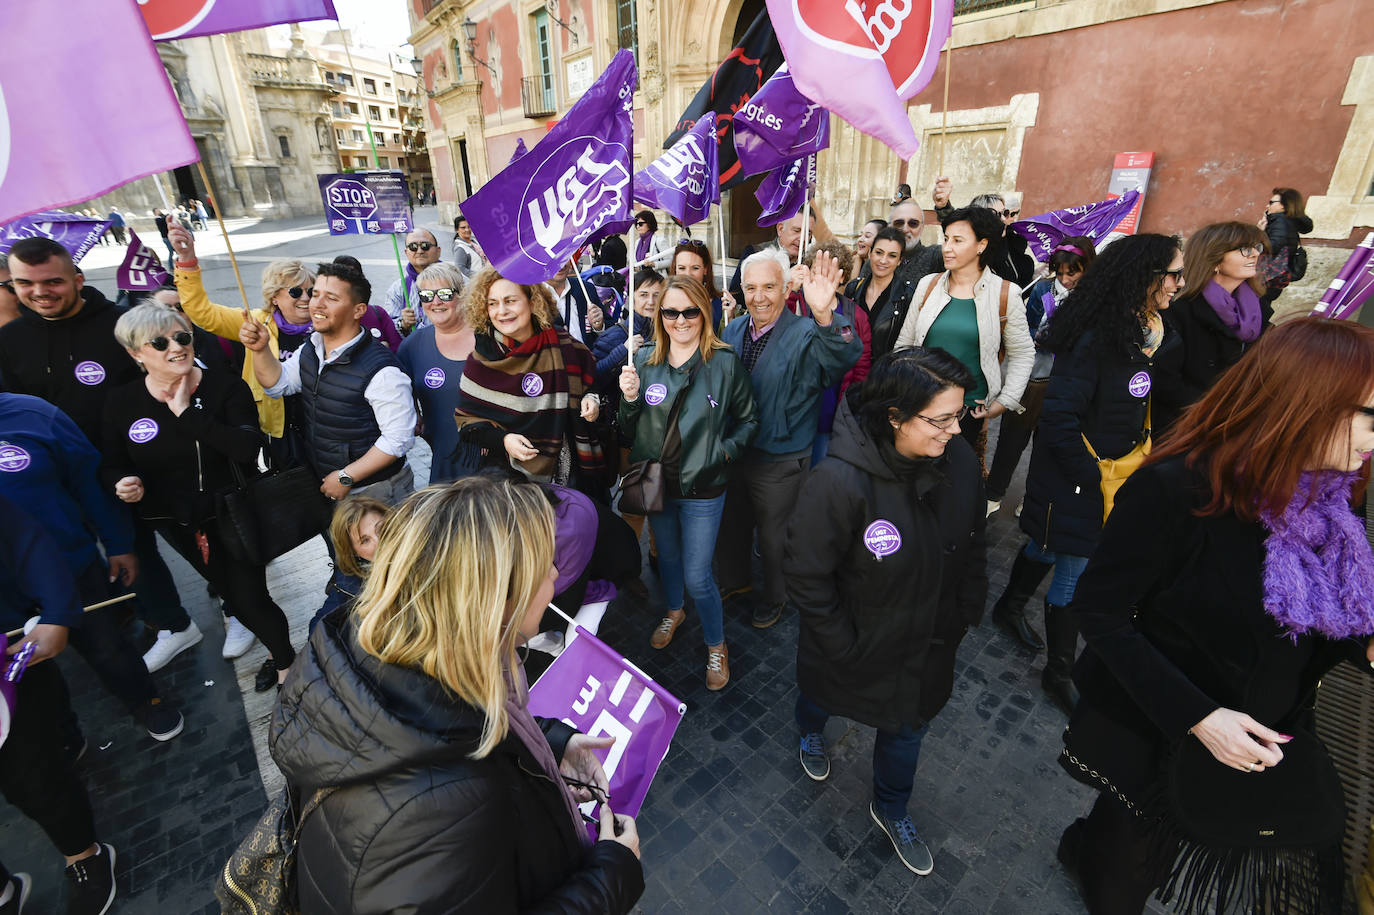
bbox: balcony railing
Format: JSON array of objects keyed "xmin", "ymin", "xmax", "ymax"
[
  {"xmin": 521, "ymin": 75, "xmax": 556, "ymax": 119},
  {"xmin": 954, "ymin": 0, "xmax": 1029, "ymax": 13}
]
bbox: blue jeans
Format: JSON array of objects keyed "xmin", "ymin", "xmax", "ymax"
[
  {"xmin": 648, "ymin": 493, "xmax": 726, "ymax": 646},
  {"xmin": 796, "ymin": 693, "xmax": 929, "ymax": 819},
  {"xmin": 1022, "ymin": 540, "xmax": 1090, "ymax": 607}
]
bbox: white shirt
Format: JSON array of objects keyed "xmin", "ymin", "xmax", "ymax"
[
  {"xmin": 262, "ymin": 330, "xmax": 417, "ymax": 458},
  {"xmin": 546, "ymin": 282, "xmax": 587, "ymax": 343}
]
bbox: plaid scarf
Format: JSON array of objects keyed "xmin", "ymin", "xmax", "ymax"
[{"xmin": 456, "ymin": 326, "xmax": 606, "ymax": 484}]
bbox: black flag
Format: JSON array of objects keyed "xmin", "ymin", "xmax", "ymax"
[{"xmin": 664, "ymin": 11, "xmax": 783, "ymax": 191}]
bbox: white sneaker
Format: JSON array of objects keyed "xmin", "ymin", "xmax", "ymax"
[
  {"xmin": 986, "ymin": 499, "xmax": 1002, "ymax": 518},
  {"xmin": 221, "ymin": 617, "xmax": 257, "ymax": 659},
  {"xmin": 141, "ymin": 622, "xmax": 203, "ymax": 673}
]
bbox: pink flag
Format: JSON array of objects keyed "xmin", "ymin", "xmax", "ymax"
[
  {"xmin": 764, "ymin": 0, "xmax": 954, "ymax": 159},
  {"xmin": 140, "ymin": 0, "xmax": 338, "ymax": 41},
  {"xmin": 0, "ymin": 1, "xmax": 200, "ymax": 227}
]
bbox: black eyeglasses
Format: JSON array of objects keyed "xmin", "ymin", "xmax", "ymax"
[
  {"xmin": 633, "ymin": 221, "xmax": 647, "ymax": 227},
  {"xmin": 286, "ymin": 286, "xmax": 314, "ymax": 300},
  {"xmin": 660, "ymin": 306, "xmax": 703, "ymax": 322},
  {"xmin": 406, "ymin": 242, "xmax": 436, "ymax": 253},
  {"xmin": 1268, "ymin": 198, "xmax": 1283, "ymax": 206},
  {"xmin": 0, "ymin": 281, "xmax": 12, "ymax": 293},
  {"xmin": 916, "ymin": 405, "xmax": 968, "ymax": 431},
  {"xmin": 890, "ymin": 218, "xmax": 920, "ymax": 229},
  {"xmin": 145, "ymin": 330, "xmax": 194, "ymax": 351},
  {"xmin": 563, "ymin": 776, "xmax": 610, "ymax": 811},
  {"xmin": 418, "ymin": 288, "xmax": 458, "ymax": 303},
  {"xmin": 1235, "ymin": 245, "xmax": 1263, "ymax": 258},
  {"xmin": 1158, "ymin": 268, "xmax": 1184, "ymax": 282}
]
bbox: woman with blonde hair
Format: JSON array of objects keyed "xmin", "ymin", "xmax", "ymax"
[
  {"xmin": 456, "ymin": 267, "xmax": 608, "ymax": 498},
  {"xmin": 272, "ymin": 478, "xmax": 644, "ymax": 912}
]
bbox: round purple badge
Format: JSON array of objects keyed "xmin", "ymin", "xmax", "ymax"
[
  {"xmin": 73, "ymin": 361, "xmax": 106, "ymax": 386},
  {"xmin": 644, "ymin": 383, "xmax": 668, "ymax": 406},
  {"xmin": 521, "ymin": 372, "xmax": 544, "ymax": 397},
  {"xmin": 423, "ymin": 367, "xmax": 446, "ymax": 389},
  {"xmin": 128, "ymin": 418, "xmax": 159, "ymax": 444},
  {"xmin": 863, "ymin": 520, "xmax": 902, "ymax": 560},
  {"xmin": 0, "ymin": 444, "xmax": 32, "ymax": 473},
  {"xmin": 1128, "ymin": 371, "xmax": 1151, "ymax": 398}
]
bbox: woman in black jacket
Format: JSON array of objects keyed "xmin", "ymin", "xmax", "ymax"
[
  {"xmin": 784, "ymin": 348, "xmax": 986, "ymax": 877},
  {"xmin": 102, "ymin": 304, "xmax": 295, "ymax": 692},
  {"xmin": 1009, "ymin": 235, "xmax": 1182, "ymax": 714},
  {"xmin": 845, "ymin": 226, "xmax": 917, "ymax": 361},
  {"xmin": 271, "ymin": 478, "xmax": 644, "ymax": 914},
  {"xmin": 1259, "ymin": 186, "xmax": 1312, "ymax": 315},
  {"xmin": 1058, "ymin": 318, "xmax": 1374, "ymax": 915}
]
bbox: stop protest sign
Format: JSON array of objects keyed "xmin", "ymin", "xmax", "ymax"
[{"xmin": 324, "ymin": 178, "xmax": 379, "ymax": 221}]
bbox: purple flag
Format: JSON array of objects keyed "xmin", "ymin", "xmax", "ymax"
[
  {"xmin": 116, "ymin": 232, "xmax": 172, "ymax": 292},
  {"xmin": 632, "ymin": 115, "xmax": 720, "ymax": 228},
  {"xmin": 509, "ymin": 138, "xmax": 529, "ymax": 166},
  {"xmin": 0, "ymin": 2, "xmax": 200, "ymax": 228},
  {"xmin": 765, "ymin": 0, "xmax": 953, "ymax": 159},
  {"xmin": 140, "ymin": 0, "xmax": 337, "ymax": 41},
  {"xmin": 528, "ymin": 623, "xmax": 685, "ymax": 831},
  {"xmin": 0, "ymin": 212, "xmax": 112, "ymax": 263},
  {"xmin": 1312, "ymin": 232, "xmax": 1374, "ymax": 321},
  {"xmin": 756, "ymin": 154, "xmax": 817, "ymax": 227},
  {"xmin": 732, "ymin": 65, "xmax": 830, "ymax": 180},
  {"xmin": 1010, "ymin": 189, "xmax": 1142, "ymax": 263},
  {"xmin": 464, "ymin": 51, "xmax": 637, "ymax": 284}
]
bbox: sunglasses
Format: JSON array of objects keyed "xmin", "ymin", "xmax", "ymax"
[
  {"xmin": 406, "ymin": 242, "xmax": 436, "ymax": 253},
  {"xmin": 995, "ymin": 209, "xmax": 1020, "ymax": 219},
  {"xmin": 145, "ymin": 330, "xmax": 194, "ymax": 351},
  {"xmin": 418, "ymin": 288, "xmax": 458, "ymax": 303},
  {"xmin": 633, "ymin": 221, "xmax": 647, "ymax": 227},
  {"xmin": 0, "ymin": 281, "xmax": 12, "ymax": 293},
  {"xmin": 675, "ymin": 238, "xmax": 707, "ymax": 249},
  {"xmin": 286, "ymin": 286, "xmax": 314, "ymax": 300},
  {"xmin": 890, "ymin": 218, "xmax": 920, "ymax": 229},
  {"xmin": 660, "ymin": 306, "xmax": 703, "ymax": 322},
  {"xmin": 1158, "ymin": 268, "xmax": 1184, "ymax": 282}
]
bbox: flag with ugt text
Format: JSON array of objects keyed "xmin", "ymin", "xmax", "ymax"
[
  {"xmin": 463, "ymin": 50, "xmax": 637, "ymax": 284},
  {"xmin": 765, "ymin": 0, "xmax": 954, "ymax": 159},
  {"xmin": 0, "ymin": 1, "xmax": 200, "ymax": 227},
  {"xmin": 732, "ymin": 65, "xmax": 831, "ymax": 181},
  {"xmin": 756, "ymin": 154, "xmax": 817, "ymax": 227},
  {"xmin": 116, "ymin": 232, "xmax": 173, "ymax": 292},
  {"xmin": 1009, "ymin": 189, "xmax": 1142, "ymax": 263},
  {"xmin": 140, "ymin": 0, "xmax": 337, "ymax": 41},
  {"xmin": 528, "ymin": 623, "xmax": 685, "ymax": 832},
  {"xmin": 633, "ymin": 115, "xmax": 720, "ymax": 228},
  {"xmin": 0, "ymin": 212, "xmax": 112, "ymax": 263}
]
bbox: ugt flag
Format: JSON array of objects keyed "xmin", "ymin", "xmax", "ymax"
[
  {"xmin": 116, "ymin": 232, "xmax": 173, "ymax": 292},
  {"xmin": 1010, "ymin": 189, "xmax": 1142, "ymax": 263},
  {"xmin": 0, "ymin": 212, "xmax": 112, "ymax": 263},
  {"xmin": 732, "ymin": 65, "xmax": 831, "ymax": 180},
  {"xmin": 464, "ymin": 50, "xmax": 636, "ymax": 284},
  {"xmin": 632, "ymin": 115, "xmax": 720, "ymax": 228},
  {"xmin": 0, "ymin": 1, "xmax": 200, "ymax": 228},
  {"xmin": 528, "ymin": 622, "xmax": 685, "ymax": 828},
  {"xmin": 140, "ymin": 0, "xmax": 337, "ymax": 41},
  {"xmin": 756, "ymin": 154, "xmax": 818, "ymax": 228},
  {"xmin": 765, "ymin": 0, "xmax": 953, "ymax": 160},
  {"xmin": 1312, "ymin": 232, "xmax": 1374, "ymax": 321}
]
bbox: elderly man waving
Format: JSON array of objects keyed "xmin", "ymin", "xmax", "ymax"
[{"xmin": 715, "ymin": 248, "xmax": 862, "ymax": 629}]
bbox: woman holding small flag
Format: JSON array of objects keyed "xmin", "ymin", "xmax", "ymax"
[{"xmin": 632, "ymin": 210, "xmax": 672, "ymax": 271}]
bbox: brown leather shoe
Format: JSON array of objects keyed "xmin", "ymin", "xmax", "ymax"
[
  {"xmin": 649, "ymin": 609, "xmax": 686, "ymax": 649},
  {"xmin": 706, "ymin": 643, "xmax": 730, "ymax": 690}
]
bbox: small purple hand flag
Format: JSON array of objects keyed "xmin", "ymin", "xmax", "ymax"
[
  {"xmin": 0, "ymin": 211, "xmax": 112, "ymax": 263},
  {"xmin": 1312, "ymin": 232, "xmax": 1374, "ymax": 321},
  {"xmin": 632, "ymin": 114, "xmax": 720, "ymax": 228},
  {"xmin": 732, "ymin": 65, "xmax": 830, "ymax": 180},
  {"xmin": 1010, "ymin": 190, "xmax": 1142, "ymax": 263},
  {"xmin": 116, "ymin": 232, "xmax": 172, "ymax": 292},
  {"xmin": 756, "ymin": 154, "xmax": 817, "ymax": 228}
]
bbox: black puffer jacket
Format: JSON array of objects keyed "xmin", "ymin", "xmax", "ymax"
[
  {"xmin": 270, "ymin": 612, "xmax": 644, "ymax": 915},
  {"xmin": 1160, "ymin": 292, "xmax": 1253, "ymax": 406},
  {"xmin": 785, "ymin": 397, "xmax": 986, "ymax": 732},
  {"xmin": 1263, "ymin": 211, "xmax": 1313, "ymax": 259}
]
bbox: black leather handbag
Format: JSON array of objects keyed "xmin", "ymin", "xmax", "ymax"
[
  {"xmin": 217, "ymin": 451, "xmax": 332, "ymax": 566},
  {"xmin": 615, "ymin": 364, "xmax": 697, "ymax": 516}
]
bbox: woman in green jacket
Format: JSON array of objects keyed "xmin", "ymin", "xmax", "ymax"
[{"xmin": 618, "ymin": 277, "xmax": 759, "ymax": 689}]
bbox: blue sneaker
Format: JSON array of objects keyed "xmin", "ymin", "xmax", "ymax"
[
  {"xmin": 799, "ymin": 732, "xmax": 829, "ymax": 781},
  {"xmin": 869, "ymin": 802, "xmax": 933, "ymax": 875}
]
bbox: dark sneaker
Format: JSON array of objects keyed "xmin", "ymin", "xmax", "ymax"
[
  {"xmin": 64, "ymin": 843, "xmax": 116, "ymax": 915},
  {"xmin": 64, "ymin": 731, "xmax": 88, "ymax": 765},
  {"xmin": 869, "ymin": 802, "xmax": 933, "ymax": 875},
  {"xmin": 0, "ymin": 872, "xmax": 31, "ymax": 914},
  {"xmin": 799, "ymin": 732, "xmax": 830, "ymax": 781},
  {"xmin": 140, "ymin": 698, "xmax": 184, "ymax": 742},
  {"xmin": 751, "ymin": 602, "xmax": 783, "ymax": 629},
  {"xmin": 254, "ymin": 657, "xmax": 278, "ymax": 693}
]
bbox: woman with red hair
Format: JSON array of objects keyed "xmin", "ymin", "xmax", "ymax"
[{"xmin": 1057, "ymin": 317, "xmax": 1374, "ymax": 915}]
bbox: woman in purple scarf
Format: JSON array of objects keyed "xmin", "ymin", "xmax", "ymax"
[
  {"xmin": 1057, "ymin": 317, "xmax": 1374, "ymax": 915},
  {"xmin": 631, "ymin": 210, "xmax": 672, "ymax": 271}
]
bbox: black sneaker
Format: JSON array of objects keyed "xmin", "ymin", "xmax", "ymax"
[
  {"xmin": 64, "ymin": 843, "xmax": 116, "ymax": 915},
  {"xmin": 799, "ymin": 732, "xmax": 830, "ymax": 781},
  {"xmin": 254, "ymin": 657, "xmax": 279, "ymax": 693},
  {"xmin": 751, "ymin": 602, "xmax": 783, "ymax": 629},
  {"xmin": 0, "ymin": 872, "xmax": 31, "ymax": 914},
  {"xmin": 139, "ymin": 698, "xmax": 184, "ymax": 742},
  {"xmin": 869, "ymin": 802, "xmax": 933, "ymax": 875}
]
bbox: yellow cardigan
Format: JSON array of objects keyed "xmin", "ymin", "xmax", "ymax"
[{"xmin": 174, "ymin": 266, "xmax": 286, "ymax": 438}]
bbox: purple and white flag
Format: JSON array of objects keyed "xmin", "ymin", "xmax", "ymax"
[
  {"xmin": 764, "ymin": 0, "xmax": 953, "ymax": 159},
  {"xmin": 464, "ymin": 50, "xmax": 637, "ymax": 284},
  {"xmin": 0, "ymin": 211, "xmax": 112, "ymax": 263},
  {"xmin": 116, "ymin": 231, "xmax": 172, "ymax": 292},
  {"xmin": 509, "ymin": 137, "xmax": 529, "ymax": 166},
  {"xmin": 140, "ymin": 0, "xmax": 337, "ymax": 41},
  {"xmin": 1010, "ymin": 189, "xmax": 1142, "ymax": 263},
  {"xmin": 732, "ymin": 65, "xmax": 830, "ymax": 180},
  {"xmin": 632, "ymin": 114, "xmax": 720, "ymax": 228},
  {"xmin": 756, "ymin": 154, "xmax": 817, "ymax": 227},
  {"xmin": 0, "ymin": 1, "xmax": 200, "ymax": 228},
  {"xmin": 528, "ymin": 623, "xmax": 685, "ymax": 830},
  {"xmin": 1312, "ymin": 232, "xmax": 1374, "ymax": 321}
]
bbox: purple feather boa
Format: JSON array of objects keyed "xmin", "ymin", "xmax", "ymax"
[{"xmin": 1260, "ymin": 470, "xmax": 1374, "ymax": 640}]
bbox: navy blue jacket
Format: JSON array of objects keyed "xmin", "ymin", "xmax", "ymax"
[{"xmin": 0, "ymin": 494, "xmax": 83, "ymax": 631}]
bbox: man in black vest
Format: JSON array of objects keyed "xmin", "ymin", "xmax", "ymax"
[{"xmin": 243, "ymin": 261, "xmax": 417, "ymax": 506}]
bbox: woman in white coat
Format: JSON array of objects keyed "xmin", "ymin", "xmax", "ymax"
[
  {"xmin": 632, "ymin": 210, "xmax": 673, "ymax": 271},
  {"xmin": 894, "ymin": 206, "xmax": 1035, "ymax": 462}
]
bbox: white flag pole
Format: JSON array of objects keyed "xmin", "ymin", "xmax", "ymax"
[
  {"xmin": 717, "ymin": 210, "xmax": 730, "ymax": 326},
  {"xmin": 799, "ymin": 185, "xmax": 812, "ymax": 263}
]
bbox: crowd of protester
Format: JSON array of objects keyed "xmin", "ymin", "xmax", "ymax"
[{"xmin": 0, "ymin": 174, "xmax": 1371, "ymax": 915}]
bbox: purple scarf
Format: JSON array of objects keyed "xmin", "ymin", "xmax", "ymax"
[
  {"xmin": 634, "ymin": 231, "xmax": 652, "ymax": 265},
  {"xmin": 1259, "ymin": 470, "xmax": 1374, "ymax": 640},
  {"xmin": 503, "ymin": 665, "xmax": 594, "ymax": 849},
  {"xmin": 272, "ymin": 310, "xmax": 313, "ymax": 336},
  {"xmin": 1201, "ymin": 279, "xmax": 1263, "ymax": 343}
]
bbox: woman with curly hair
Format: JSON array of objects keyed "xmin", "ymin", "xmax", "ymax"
[
  {"xmin": 1009, "ymin": 234, "xmax": 1183, "ymax": 713},
  {"xmin": 455, "ymin": 267, "xmax": 607, "ymax": 498}
]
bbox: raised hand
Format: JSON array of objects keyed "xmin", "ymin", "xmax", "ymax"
[
  {"xmin": 619, "ymin": 365, "xmax": 640, "ymax": 402},
  {"xmin": 803, "ymin": 251, "xmax": 842, "ymax": 322},
  {"xmin": 933, "ymin": 176, "xmax": 952, "ymax": 209},
  {"xmin": 168, "ymin": 223, "xmax": 196, "ymax": 264},
  {"xmin": 239, "ymin": 307, "xmax": 269, "ymax": 351}
]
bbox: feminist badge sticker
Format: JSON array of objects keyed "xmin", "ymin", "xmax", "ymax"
[
  {"xmin": 423, "ymin": 367, "xmax": 446, "ymax": 389},
  {"xmin": 521, "ymin": 373, "xmax": 544, "ymax": 396},
  {"xmin": 644, "ymin": 383, "xmax": 667, "ymax": 406},
  {"xmin": 128, "ymin": 418, "xmax": 159, "ymax": 444},
  {"xmin": 863, "ymin": 520, "xmax": 902, "ymax": 561},
  {"xmin": 0, "ymin": 444, "xmax": 31, "ymax": 473},
  {"xmin": 1128, "ymin": 371, "xmax": 1151, "ymax": 398},
  {"xmin": 74, "ymin": 361, "xmax": 106, "ymax": 386}
]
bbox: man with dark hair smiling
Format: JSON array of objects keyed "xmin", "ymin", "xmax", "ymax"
[
  {"xmin": 244, "ymin": 261, "xmax": 417, "ymax": 506},
  {"xmin": 0, "ymin": 255, "xmax": 20, "ymax": 328}
]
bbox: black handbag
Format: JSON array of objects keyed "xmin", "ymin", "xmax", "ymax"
[
  {"xmin": 217, "ymin": 451, "xmax": 332, "ymax": 566},
  {"xmin": 1289, "ymin": 244, "xmax": 1308, "ymax": 282},
  {"xmin": 615, "ymin": 364, "xmax": 697, "ymax": 515}
]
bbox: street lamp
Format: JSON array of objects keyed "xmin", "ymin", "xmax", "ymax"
[{"xmin": 462, "ymin": 16, "xmax": 494, "ymax": 76}]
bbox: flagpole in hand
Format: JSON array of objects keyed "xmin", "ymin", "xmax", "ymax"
[{"xmin": 799, "ymin": 186, "xmax": 811, "ymax": 263}]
